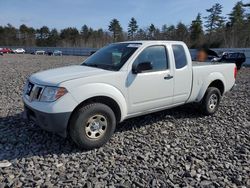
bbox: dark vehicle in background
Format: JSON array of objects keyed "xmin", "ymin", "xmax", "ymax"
[
  {"xmin": 217, "ymin": 52, "xmax": 246, "ymax": 70},
  {"xmin": 89, "ymin": 50, "xmax": 97, "ymax": 55},
  {"xmin": 46, "ymin": 50, "xmax": 62, "ymax": 56},
  {"xmin": 46, "ymin": 51, "xmax": 53, "ymax": 56}
]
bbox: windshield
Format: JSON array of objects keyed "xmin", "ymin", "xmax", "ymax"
[{"xmin": 82, "ymin": 43, "xmax": 141, "ymax": 71}]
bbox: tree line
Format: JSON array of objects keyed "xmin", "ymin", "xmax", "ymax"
[{"xmin": 0, "ymin": 1, "xmax": 249, "ymax": 48}]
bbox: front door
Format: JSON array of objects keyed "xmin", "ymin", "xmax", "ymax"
[{"xmin": 127, "ymin": 45, "xmax": 174, "ymax": 114}]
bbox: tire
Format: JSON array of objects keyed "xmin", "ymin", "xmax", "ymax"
[
  {"xmin": 69, "ymin": 103, "xmax": 116, "ymax": 149},
  {"xmin": 201, "ymin": 87, "xmax": 221, "ymax": 115}
]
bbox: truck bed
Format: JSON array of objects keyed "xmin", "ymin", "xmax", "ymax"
[
  {"xmin": 187, "ymin": 61, "xmax": 235, "ymax": 103},
  {"xmin": 192, "ymin": 61, "xmax": 219, "ymax": 66}
]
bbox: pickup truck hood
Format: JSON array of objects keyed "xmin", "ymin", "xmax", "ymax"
[{"xmin": 30, "ymin": 65, "xmax": 109, "ymax": 86}]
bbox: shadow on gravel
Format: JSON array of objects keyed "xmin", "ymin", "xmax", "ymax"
[
  {"xmin": 116, "ymin": 103, "xmax": 204, "ymax": 133},
  {"xmin": 0, "ymin": 103, "xmax": 203, "ymax": 161}
]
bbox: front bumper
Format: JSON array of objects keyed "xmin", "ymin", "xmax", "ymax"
[
  {"xmin": 23, "ymin": 104, "xmax": 71, "ymax": 137},
  {"xmin": 230, "ymin": 83, "xmax": 236, "ymax": 91}
]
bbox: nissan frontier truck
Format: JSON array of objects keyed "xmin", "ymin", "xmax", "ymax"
[{"xmin": 23, "ymin": 41, "xmax": 236, "ymax": 149}]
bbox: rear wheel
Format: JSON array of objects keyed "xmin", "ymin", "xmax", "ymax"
[
  {"xmin": 69, "ymin": 103, "xmax": 116, "ymax": 149},
  {"xmin": 201, "ymin": 87, "xmax": 221, "ymax": 115}
]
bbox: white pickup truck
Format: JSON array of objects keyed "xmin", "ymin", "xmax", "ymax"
[{"xmin": 23, "ymin": 41, "xmax": 236, "ymax": 149}]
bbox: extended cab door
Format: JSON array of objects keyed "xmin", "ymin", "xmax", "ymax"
[
  {"xmin": 127, "ymin": 45, "xmax": 174, "ymax": 114},
  {"xmin": 171, "ymin": 44, "xmax": 192, "ymax": 104}
]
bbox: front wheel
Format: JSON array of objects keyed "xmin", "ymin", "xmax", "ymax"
[
  {"xmin": 69, "ymin": 103, "xmax": 116, "ymax": 149},
  {"xmin": 201, "ymin": 87, "xmax": 221, "ymax": 115}
]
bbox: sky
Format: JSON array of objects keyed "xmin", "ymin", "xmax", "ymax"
[{"xmin": 0, "ymin": 0, "xmax": 249, "ymax": 31}]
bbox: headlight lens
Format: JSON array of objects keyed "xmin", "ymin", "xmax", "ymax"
[{"xmin": 40, "ymin": 87, "xmax": 67, "ymax": 102}]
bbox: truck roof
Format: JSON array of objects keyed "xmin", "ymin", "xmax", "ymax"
[{"xmin": 118, "ymin": 40, "xmax": 185, "ymax": 45}]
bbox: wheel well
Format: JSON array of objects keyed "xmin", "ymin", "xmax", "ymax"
[
  {"xmin": 208, "ymin": 80, "xmax": 224, "ymax": 95},
  {"xmin": 68, "ymin": 96, "xmax": 121, "ymax": 128}
]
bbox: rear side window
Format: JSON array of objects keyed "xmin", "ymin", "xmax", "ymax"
[
  {"xmin": 134, "ymin": 45, "xmax": 168, "ymax": 71},
  {"xmin": 172, "ymin": 45, "xmax": 187, "ymax": 69}
]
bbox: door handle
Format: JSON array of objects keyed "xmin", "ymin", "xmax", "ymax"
[{"xmin": 164, "ymin": 75, "xmax": 173, "ymax": 80}]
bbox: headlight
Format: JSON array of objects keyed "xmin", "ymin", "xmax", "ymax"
[{"xmin": 40, "ymin": 87, "xmax": 67, "ymax": 102}]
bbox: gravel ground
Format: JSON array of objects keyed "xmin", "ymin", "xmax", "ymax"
[{"xmin": 0, "ymin": 54, "xmax": 249, "ymax": 187}]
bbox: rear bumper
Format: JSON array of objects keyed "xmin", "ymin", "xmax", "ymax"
[{"xmin": 23, "ymin": 104, "xmax": 71, "ymax": 137}]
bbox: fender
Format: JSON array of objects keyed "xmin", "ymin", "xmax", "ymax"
[
  {"xmin": 69, "ymin": 83, "xmax": 128, "ymax": 121},
  {"xmin": 196, "ymin": 72, "xmax": 226, "ymax": 102}
]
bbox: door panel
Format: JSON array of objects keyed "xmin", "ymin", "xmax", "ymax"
[
  {"xmin": 127, "ymin": 45, "xmax": 174, "ymax": 114},
  {"xmin": 172, "ymin": 45, "xmax": 192, "ymax": 103},
  {"xmin": 127, "ymin": 70, "xmax": 174, "ymax": 114}
]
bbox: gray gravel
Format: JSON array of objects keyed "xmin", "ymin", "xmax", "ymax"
[{"xmin": 0, "ymin": 54, "xmax": 249, "ymax": 187}]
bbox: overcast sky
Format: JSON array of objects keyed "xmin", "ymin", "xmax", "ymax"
[{"xmin": 0, "ymin": 0, "xmax": 248, "ymax": 30}]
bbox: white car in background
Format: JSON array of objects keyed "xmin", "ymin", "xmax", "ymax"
[
  {"xmin": 35, "ymin": 50, "xmax": 46, "ymax": 55},
  {"xmin": 13, "ymin": 48, "xmax": 25, "ymax": 54}
]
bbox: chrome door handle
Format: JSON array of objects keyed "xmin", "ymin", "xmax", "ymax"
[{"xmin": 164, "ymin": 75, "xmax": 173, "ymax": 80}]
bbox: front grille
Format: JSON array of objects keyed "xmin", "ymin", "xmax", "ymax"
[{"xmin": 24, "ymin": 81, "xmax": 44, "ymax": 101}]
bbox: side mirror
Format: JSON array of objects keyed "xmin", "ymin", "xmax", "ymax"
[{"xmin": 132, "ymin": 62, "xmax": 153, "ymax": 74}]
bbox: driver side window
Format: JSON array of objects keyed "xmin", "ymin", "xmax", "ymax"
[{"xmin": 134, "ymin": 45, "xmax": 168, "ymax": 72}]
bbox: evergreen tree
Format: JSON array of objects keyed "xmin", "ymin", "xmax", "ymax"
[
  {"xmin": 229, "ymin": 1, "xmax": 245, "ymax": 25},
  {"xmin": 37, "ymin": 26, "xmax": 50, "ymax": 40},
  {"xmin": 204, "ymin": 3, "xmax": 226, "ymax": 32},
  {"xmin": 47, "ymin": 28, "xmax": 60, "ymax": 46},
  {"xmin": 108, "ymin": 19, "xmax": 123, "ymax": 42},
  {"xmin": 18, "ymin": 24, "xmax": 36, "ymax": 46},
  {"xmin": 81, "ymin": 25, "xmax": 89, "ymax": 39},
  {"xmin": 148, "ymin": 24, "xmax": 156, "ymax": 39},
  {"xmin": 60, "ymin": 27, "xmax": 80, "ymax": 46},
  {"xmin": 135, "ymin": 28, "xmax": 147, "ymax": 40},
  {"xmin": 128, "ymin": 17, "xmax": 138, "ymax": 40},
  {"xmin": 166, "ymin": 25, "xmax": 176, "ymax": 40},
  {"xmin": 190, "ymin": 13, "xmax": 203, "ymax": 40},
  {"xmin": 190, "ymin": 13, "xmax": 204, "ymax": 47},
  {"xmin": 175, "ymin": 22, "xmax": 189, "ymax": 43}
]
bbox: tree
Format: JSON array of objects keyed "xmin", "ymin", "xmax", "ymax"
[
  {"xmin": 128, "ymin": 17, "xmax": 138, "ymax": 40},
  {"xmin": 60, "ymin": 27, "xmax": 80, "ymax": 46},
  {"xmin": 148, "ymin": 24, "xmax": 156, "ymax": 39},
  {"xmin": 47, "ymin": 28, "xmax": 60, "ymax": 46},
  {"xmin": 229, "ymin": 1, "xmax": 245, "ymax": 26},
  {"xmin": 0, "ymin": 24, "xmax": 18, "ymax": 46},
  {"xmin": 162, "ymin": 25, "xmax": 176, "ymax": 40},
  {"xmin": 226, "ymin": 1, "xmax": 249, "ymax": 47},
  {"xmin": 175, "ymin": 22, "xmax": 189, "ymax": 44},
  {"xmin": 36, "ymin": 26, "xmax": 50, "ymax": 39},
  {"xmin": 108, "ymin": 19, "xmax": 123, "ymax": 42},
  {"xmin": 190, "ymin": 13, "xmax": 204, "ymax": 47},
  {"xmin": 204, "ymin": 3, "xmax": 226, "ymax": 33},
  {"xmin": 18, "ymin": 24, "xmax": 36, "ymax": 46},
  {"xmin": 135, "ymin": 28, "xmax": 147, "ymax": 40},
  {"xmin": 243, "ymin": 2, "xmax": 250, "ymax": 6},
  {"xmin": 81, "ymin": 24, "xmax": 89, "ymax": 44}
]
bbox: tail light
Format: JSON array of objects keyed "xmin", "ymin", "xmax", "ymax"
[{"xmin": 234, "ymin": 66, "xmax": 237, "ymax": 79}]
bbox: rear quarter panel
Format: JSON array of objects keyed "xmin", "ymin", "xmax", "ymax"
[{"xmin": 188, "ymin": 63, "xmax": 235, "ymax": 102}]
